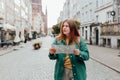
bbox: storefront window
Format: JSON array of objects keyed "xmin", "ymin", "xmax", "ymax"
[{"xmin": 118, "ymin": 7, "xmax": 120, "ymax": 23}]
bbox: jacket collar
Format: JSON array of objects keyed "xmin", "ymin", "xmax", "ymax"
[{"xmin": 60, "ymin": 39, "xmax": 66, "ymax": 45}]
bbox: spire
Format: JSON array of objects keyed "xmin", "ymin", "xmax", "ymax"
[{"xmin": 45, "ymin": 5, "xmax": 47, "ymax": 16}]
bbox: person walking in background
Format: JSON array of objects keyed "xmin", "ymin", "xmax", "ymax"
[
  {"xmin": 24, "ymin": 33, "xmax": 28, "ymax": 43},
  {"xmin": 48, "ymin": 19, "xmax": 89, "ymax": 80}
]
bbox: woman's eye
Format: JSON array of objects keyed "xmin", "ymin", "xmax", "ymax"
[
  {"xmin": 66, "ymin": 25, "xmax": 69, "ymax": 27},
  {"xmin": 63, "ymin": 25, "xmax": 69, "ymax": 27},
  {"xmin": 62, "ymin": 24, "xmax": 69, "ymax": 28}
]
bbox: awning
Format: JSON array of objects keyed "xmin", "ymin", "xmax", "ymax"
[
  {"xmin": 0, "ymin": 24, "xmax": 3, "ymax": 28},
  {"xmin": 4, "ymin": 23, "xmax": 16, "ymax": 31}
]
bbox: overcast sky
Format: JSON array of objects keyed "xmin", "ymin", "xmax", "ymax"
[{"xmin": 42, "ymin": 0, "xmax": 65, "ymax": 28}]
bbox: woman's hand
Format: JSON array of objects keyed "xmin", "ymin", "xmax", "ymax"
[
  {"xmin": 49, "ymin": 48, "xmax": 56, "ymax": 54},
  {"xmin": 73, "ymin": 49, "xmax": 80, "ymax": 56}
]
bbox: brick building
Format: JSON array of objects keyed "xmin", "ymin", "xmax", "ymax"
[{"xmin": 32, "ymin": 0, "xmax": 47, "ymax": 35}]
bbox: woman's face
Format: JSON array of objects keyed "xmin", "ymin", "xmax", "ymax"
[{"xmin": 62, "ymin": 22, "xmax": 70, "ymax": 36}]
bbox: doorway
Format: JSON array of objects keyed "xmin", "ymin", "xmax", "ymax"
[
  {"xmin": 95, "ymin": 28, "xmax": 99, "ymax": 45},
  {"xmin": 85, "ymin": 30, "xmax": 87, "ymax": 40}
]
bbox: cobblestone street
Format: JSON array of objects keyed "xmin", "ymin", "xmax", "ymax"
[{"xmin": 0, "ymin": 36, "xmax": 120, "ymax": 80}]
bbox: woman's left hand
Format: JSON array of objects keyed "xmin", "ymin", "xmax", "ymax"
[{"xmin": 73, "ymin": 49, "xmax": 80, "ymax": 56}]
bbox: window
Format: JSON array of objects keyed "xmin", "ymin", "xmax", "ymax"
[
  {"xmin": 118, "ymin": 17, "xmax": 120, "ymax": 23},
  {"xmin": 118, "ymin": 7, "xmax": 120, "ymax": 15},
  {"xmin": 0, "ymin": 2, "xmax": 3, "ymax": 9},
  {"xmin": 96, "ymin": 15, "xmax": 98, "ymax": 23},
  {"xmin": 96, "ymin": 0, "xmax": 98, "ymax": 8},
  {"xmin": 107, "ymin": 12, "xmax": 111, "ymax": 18},
  {"xmin": 82, "ymin": 27, "xmax": 84, "ymax": 36},
  {"xmin": 118, "ymin": 7, "xmax": 120, "ymax": 23},
  {"xmin": 90, "ymin": 10, "xmax": 92, "ymax": 21}
]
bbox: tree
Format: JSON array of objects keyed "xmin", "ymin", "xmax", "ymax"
[
  {"xmin": 52, "ymin": 24, "xmax": 60, "ymax": 35},
  {"xmin": 74, "ymin": 20, "xmax": 80, "ymax": 29}
]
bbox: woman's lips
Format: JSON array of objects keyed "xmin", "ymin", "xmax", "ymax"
[{"xmin": 63, "ymin": 29, "xmax": 66, "ymax": 32}]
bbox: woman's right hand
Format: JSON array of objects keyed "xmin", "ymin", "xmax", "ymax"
[{"xmin": 49, "ymin": 48, "xmax": 56, "ymax": 54}]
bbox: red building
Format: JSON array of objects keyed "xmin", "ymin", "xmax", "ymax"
[{"xmin": 32, "ymin": 0, "xmax": 47, "ymax": 35}]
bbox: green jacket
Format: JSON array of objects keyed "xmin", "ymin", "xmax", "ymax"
[{"xmin": 48, "ymin": 38, "xmax": 89, "ymax": 80}]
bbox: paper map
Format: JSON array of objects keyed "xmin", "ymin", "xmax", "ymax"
[{"xmin": 51, "ymin": 45, "xmax": 75, "ymax": 54}]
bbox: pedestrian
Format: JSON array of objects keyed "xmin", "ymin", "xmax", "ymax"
[
  {"xmin": 24, "ymin": 33, "xmax": 28, "ymax": 43},
  {"xmin": 48, "ymin": 19, "xmax": 89, "ymax": 80}
]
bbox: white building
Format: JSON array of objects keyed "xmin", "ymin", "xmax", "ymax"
[
  {"xmin": 77, "ymin": 0, "xmax": 96, "ymax": 42},
  {"xmin": 33, "ymin": 13, "xmax": 44, "ymax": 33},
  {"xmin": 0, "ymin": 0, "xmax": 32, "ymax": 44},
  {"xmin": 94, "ymin": 0, "xmax": 120, "ymax": 48},
  {"xmin": 0, "ymin": 0, "xmax": 4, "ymax": 27},
  {"xmin": 58, "ymin": 0, "xmax": 120, "ymax": 48},
  {"xmin": 14, "ymin": 0, "xmax": 32, "ymax": 43},
  {"xmin": 58, "ymin": 0, "xmax": 96, "ymax": 41}
]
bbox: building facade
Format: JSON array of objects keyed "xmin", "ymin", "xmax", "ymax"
[
  {"xmin": 58, "ymin": 0, "xmax": 120, "ymax": 49},
  {"xmin": 14, "ymin": 0, "xmax": 32, "ymax": 43},
  {"xmin": 0, "ymin": 0, "xmax": 32, "ymax": 46},
  {"xmin": 93, "ymin": 0, "xmax": 120, "ymax": 48},
  {"xmin": 32, "ymin": 0, "xmax": 47, "ymax": 36}
]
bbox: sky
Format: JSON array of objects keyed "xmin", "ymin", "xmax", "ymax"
[{"xmin": 42, "ymin": 0, "xmax": 66, "ymax": 28}]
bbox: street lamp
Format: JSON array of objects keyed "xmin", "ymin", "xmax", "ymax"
[
  {"xmin": 110, "ymin": 10, "xmax": 116, "ymax": 22},
  {"xmin": 110, "ymin": 10, "xmax": 116, "ymax": 16}
]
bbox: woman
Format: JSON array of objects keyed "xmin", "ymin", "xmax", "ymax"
[{"xmin": 49, "ymin": 19, "xmax": 89, "ymax": 80}]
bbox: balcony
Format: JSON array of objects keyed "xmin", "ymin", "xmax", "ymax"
[{"xmin": 101, "ymin": 23, "xmax": 120, "ymax": 36}]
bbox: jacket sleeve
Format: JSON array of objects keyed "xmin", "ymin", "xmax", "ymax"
[
  {"xmin": 48, "ymin": 38, "xmax": 58, "ymax": 60},
  {"xmin": 76, "ymin": 38, "xmax": 89, "ymax": 61}
]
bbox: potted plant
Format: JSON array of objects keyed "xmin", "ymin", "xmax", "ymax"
[{"xmin": 33, "ymin": 42, "xmax": 42, "ymax": 50}]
